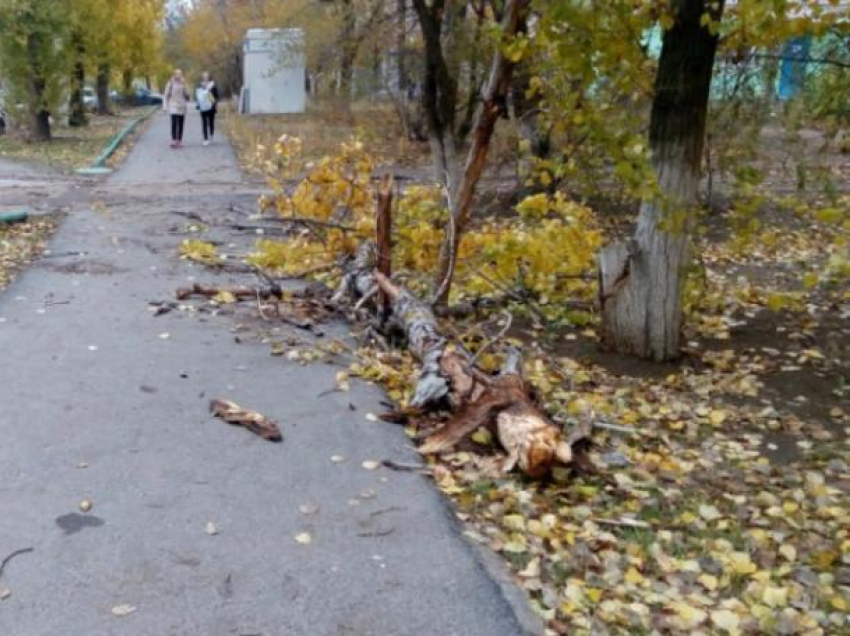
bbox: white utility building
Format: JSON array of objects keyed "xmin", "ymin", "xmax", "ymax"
[{"xmin": 240, "ymin": 28, "xmax": 306, "ymax": 114}]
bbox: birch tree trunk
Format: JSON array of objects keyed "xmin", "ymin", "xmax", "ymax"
[{"xmin": 598, "ymin": 0, "xmax": 724, "ymax": 362}]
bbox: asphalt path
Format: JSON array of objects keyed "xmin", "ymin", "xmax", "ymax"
[{"xmin": 0, "ymin": 111, "xmax": 538, "ymax": 636}]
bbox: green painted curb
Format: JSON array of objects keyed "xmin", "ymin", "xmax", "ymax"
[
  {"xmin": 76, "ymin": 106, "xmax": 158, "ymax": 175},
  {"xmin": 0, "ymin": 210, "xmax": 29, "ymax": 225}
]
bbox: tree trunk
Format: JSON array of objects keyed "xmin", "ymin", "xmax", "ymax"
[
  {"xmin": 27, "ymin": 33, "xmax": 50, "ymax": 142},
  {"xmin": 338, "ymin": 0, "xmax": 357, "ymax": 98},
  {"xmin": 96, "ymin": 63, "xmax": 111, "ymax": 115},
  {"xmin": 512, "ymin": 57, "xmax": 551, "ymax": 195},
  {"xmin": 396, "ymin": 0, "xmax": 408, "ymax": 94},
  {"xmin": 456, "ymin": 10, "xmax": 485, "ymax": 143},
  {"xmin": 122, "ymin": 68, "xmax": 133, "ymax": 97},
  {"xmin": 68, "ymin": 32, "xmax": 87, "ymax": 128},
  {"xmin": 432, "ymin": 0, "xmax": 530, "ymax": 304},
  {"xmin": 371, "ymin": 272, "xmax": 585, "ymax": 477},
  {"xmin": 598, "ymin": 0, "xmax": 724, "ymax": 361},
  {"xmin": 412, "ymin": 0, "xmax": 459, "ymax": 179}
]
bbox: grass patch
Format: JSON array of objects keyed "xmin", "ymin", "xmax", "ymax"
[
  {"xmin": 0, "ymin": 215, "xmax": 58, "ymax": 291},
  {"xmin": 222, "ymin": 99, "xmax": 431, "ymax": 175},
  {"xmin": 0, "ymin": 108, "xmax": 149, "ymax": 172}
]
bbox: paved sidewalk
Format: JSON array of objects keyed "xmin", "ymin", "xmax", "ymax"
[{"xmin": 0, "ymin": 112, "xmax": 536, "ymax": 636}]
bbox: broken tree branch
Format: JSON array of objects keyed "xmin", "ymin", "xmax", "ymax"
[
  {"xmin": 176, "ymin": 283, "xmax": 281, "ymax": 301},
  {"xmin": 0, "ymin": 547, "xmax": 34, "ymax": 579},
  {"xmin": 373, "ymin": 272, "xmax": 584, "ymax": 477},
  {"xmin": 470, "ymin": 310, "xmax": 513, "ymax": 365},
  {"xmin": 210, "ymin": 399, "xmax": 283, "ymax": 442},
  {"xmin": 376, "ymin": 174, "xmax": 394, "ymax": 314}
]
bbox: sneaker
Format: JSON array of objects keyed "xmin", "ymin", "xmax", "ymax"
[
  {"xmin": 170, "ymin": 141, "xmax": 177, "ymax": 148},
  {"xmin": 203, "ymin": 140, "xmax": 210, "ymax": 146}
]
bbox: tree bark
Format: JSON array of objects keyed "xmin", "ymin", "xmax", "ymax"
[
  {"xmin": 96, "ymin": 63, "xmax": 111, "ymax": 115},
  {"xmin": 598, "ymin": 0, "xmax": 724, "ymax": 362},
  {"xmin": 68, "ymin": 31, "xmax": 87, "ymax": 128}
]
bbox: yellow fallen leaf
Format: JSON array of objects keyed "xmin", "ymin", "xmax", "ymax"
[
  {"xmin": 761, "ymin": 585, "xmax": 788, "ymax": 608},
  {"xmin": 503, "ymin": 514, "xmax": 525, "ymax": 531},
  {"xmin": 562, "ymin": 582, "xmax": 586, "ymax": 607},
  {"xmin": 699, "ymin": 504, "xmax": 722, "ymax": 521},
  {"xmin": 830, "ymin": 595, "xmax": 847, "ymax": 611},
  {"xmin": 527, "ymin": 519, "xmax": 549, "ymax": 538},
  {"xmin": 711, "ymin": 609, "xmax": 740, "ymax": 633},
  {"xmin": 728, "ymin": 552, "xmax": 757, "ymax": 575},
  {"xmin": 502, "ymin": 540, "xmax": 527, "ymax": 554},
  {"xmin": 471, "ymin": 428, "xmax": 493, "ymax": 445},
  {"xmin": 213, "ymin": 291, "xmax": 236, "ymax": 304},
  {"xmin": 624, "ymin": 567, "xmax": 645, "ymax": 586},
  {"xmin": 779, "ymin": 544, "xmax": 796, "ymax": 562},
  {"xmin": 698, "ymin": 573, "xmax": 718, "ymax": 591},
  {"xmin": 294, "ymin": 532, "xmax": 312, "ymax": 545},
  {"xmin": 361, "ymin": 460, "xmax": 380, "ymax": 470},
  {"xmin": 671, "ymin": 601, "xmax": 707, "ymax": 628},
  {"xmin": 710, "ymin": 409, "xmax": 728, "ymax": 426}
]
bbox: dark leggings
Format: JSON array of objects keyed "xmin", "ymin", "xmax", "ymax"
[
  {"xmin": 170, "ymin": 114, "xmax": 185, "ymax": 142},
  {"xmin": 202, "ymin": 110, "xmax": 216, "ymax": 140}
]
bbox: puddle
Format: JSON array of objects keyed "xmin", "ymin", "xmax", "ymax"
[{"xmin": 55, "ymin": 513, "xmax": 105, "ymax": 535}]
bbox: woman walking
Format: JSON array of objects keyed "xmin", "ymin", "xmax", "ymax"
[
  {"xmin": 196, "ymin": 72, "xmax": 220, "ymax": 146},
  {"xmin": 163, "ymin": 69, "xmax": 190, "ymax": 148}
]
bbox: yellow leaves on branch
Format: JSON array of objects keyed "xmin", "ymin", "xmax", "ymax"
[
  {"xmin": 394, "ymin": 187, "xmax": 603, "ymax": 313},
  {"xmin": 252, "ymin": 138, "xmax": 602, "ymax": 316},
  {"xmin": 250, "ymin": 135, "xmax": 374, "ymax": 275}
]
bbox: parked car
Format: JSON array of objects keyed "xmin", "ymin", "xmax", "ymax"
[
  {"xmin": 82, "ymin": 87, "xmax": 97, "ymax": 111},
  {"xmin": 132, "ymin": 88, "xmax": 162, "ymax": 106}
]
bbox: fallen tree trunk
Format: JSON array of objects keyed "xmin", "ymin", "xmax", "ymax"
[
  {"xmin": 373, "ymin": 271, "xmax": 585, "ymax": 477},
  {"xmin": 331, "ymin": 241, "xmax": 378, "ymax": 307},
  {"xmin": 176, "ymin": 283, "xmax": 281, "ymax": 301}
]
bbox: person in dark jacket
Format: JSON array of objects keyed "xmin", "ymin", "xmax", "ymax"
[{"xmin": 196, "ymin": 72, "xmax": 220, "ymax": 146}]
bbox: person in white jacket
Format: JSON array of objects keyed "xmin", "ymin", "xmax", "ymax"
[{"xmin": 196, "ymin": 72, "xmax": 220, "ymax": 146}]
